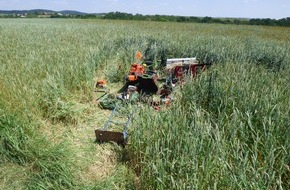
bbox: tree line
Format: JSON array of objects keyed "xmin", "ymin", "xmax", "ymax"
[
  {"xmin": 102, "ymin": 12, "xmax": 290, "ymax": 27},
  {"xmin": 1, "ymin": 11, "xmax": 289, "ymax": 27}
]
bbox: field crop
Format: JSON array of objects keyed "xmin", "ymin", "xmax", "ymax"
[
  {"xmin": 129, "ymin": 63, "xmax": 289, "ymax": 189},
  {"xmin": 0, "ymin": 19, "xmax": 289, "ymax": 189}
]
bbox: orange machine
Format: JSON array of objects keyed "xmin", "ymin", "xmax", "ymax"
[
  {"xmin": 118, "ymin": 63, "xmax": 158, "ymax": 94},
  {"xmin": 96, "ymin": 79, "xmax": 107, "ymax": 88},
  {"xmin": 127, "ymin": 63, "xmax": 145, "ymax": 82}
]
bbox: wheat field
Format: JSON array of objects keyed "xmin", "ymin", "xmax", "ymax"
[{"xmin": 0, "ymin": 18, "xmax": 289, "ymax": 189}]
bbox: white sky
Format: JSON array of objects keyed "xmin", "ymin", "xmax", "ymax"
[{"xmin": 0, "ymin": 0, "xmax": 289, "ymax": 19}]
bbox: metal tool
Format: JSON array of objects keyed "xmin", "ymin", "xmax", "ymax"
[{"xmin": 95, "ymin": 105, "xmax": 135, "ymax": 145}]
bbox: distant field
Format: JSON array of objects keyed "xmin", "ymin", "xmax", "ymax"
[{"xmin": 0, "ymin": 19, "xmax": 289, "ymax": 189}]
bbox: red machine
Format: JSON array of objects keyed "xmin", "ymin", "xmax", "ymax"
[{"xmin": 174, "ymin": 63, "xmax": 208, "ymax": 79}]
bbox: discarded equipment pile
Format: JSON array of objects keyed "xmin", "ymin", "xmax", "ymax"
[{"xmin": 95, "ymin": 53, "xmax": 210, "ymax": 145}]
